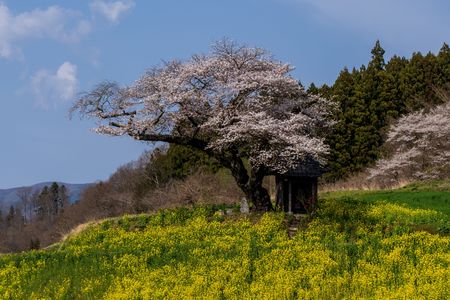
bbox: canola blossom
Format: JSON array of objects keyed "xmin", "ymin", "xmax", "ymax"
[{"xmin": 0, "ymin": 198, "xmax": 449, "ymax": 299}]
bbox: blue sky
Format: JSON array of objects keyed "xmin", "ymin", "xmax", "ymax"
[{"xmin": 0, "ymin": 0, "xmax": 448, "ymax": 188}]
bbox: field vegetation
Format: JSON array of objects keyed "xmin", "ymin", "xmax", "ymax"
[
  {"xmin": 0, "ymin": 40, "xmax": 448, "ymax": 298},
  {"xmin": 2, "ymin": 40, "xmax": 448, "ymax": 254},
  {"xmin": 1, "ymin": 182, "xmax": 449, "ymax": 299}
]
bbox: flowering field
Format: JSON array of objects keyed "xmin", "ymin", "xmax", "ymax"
[{"xmin": 1, "ymin": 187, "xmax": 449, "ymax": 299}]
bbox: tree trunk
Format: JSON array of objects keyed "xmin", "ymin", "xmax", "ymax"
[
  {"xmin": 247, "ymin": 185, "xmax": 272, "ymax": 211},
  {"xmin": 168, "ymin": 143, "xmax": 273, "ymax": 212},
  {"xmin": 217, "ymin": 152, "xmax": 273, "ymax": 212},
  {"xmin": 247, "ymin": 167, "xmax": 273, "ymax": 212}
]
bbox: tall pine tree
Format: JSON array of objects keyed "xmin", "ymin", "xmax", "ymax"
[
  {"xmin": 325, "ymin": 41, "xmax": 390, "ymax": 179},
  {"xmin": 317, "ymin": 41, "xmax": 449, "ymax": 181}
]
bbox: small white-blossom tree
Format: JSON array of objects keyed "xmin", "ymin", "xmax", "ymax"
[
  {"xmin": 368, "ymin": 94, "xmax": 450, "ymax": 183},
  {"xmin": 71, "ymin": 40, "xmax": 334, "ymax": 211}
]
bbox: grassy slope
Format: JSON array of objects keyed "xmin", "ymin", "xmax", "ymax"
[
  {"xmin": 322, "ymin": 180, "xmax": 450, "ymax": 216},
  {"xmin": 0, "ymin": 182, "xmax": 449, "ymax": 299}
]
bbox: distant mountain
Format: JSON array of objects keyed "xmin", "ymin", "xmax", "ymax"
[{"xmin": 0, "ymin": 182, "xmax": 91, "ymax": 209}]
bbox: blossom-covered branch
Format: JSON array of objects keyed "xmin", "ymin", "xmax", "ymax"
[{"xmin": 71, "ymin": 40, "xmax": 335, "ymax": 211}]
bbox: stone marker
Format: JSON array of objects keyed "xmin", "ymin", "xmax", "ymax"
[{"xmin": 240, "ymin": 197, "xmax": 249, "ymax": 213}]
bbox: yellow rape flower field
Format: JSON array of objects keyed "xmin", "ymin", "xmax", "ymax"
[{"xmin": 1, "ymin": 184, "xmax": 449, "ymax": 299}]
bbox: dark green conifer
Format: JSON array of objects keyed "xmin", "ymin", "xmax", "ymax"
[
  {"xmin": 317, "ymin": 41, "xmax": 449, "ymax": 181},
  {"xmin": 307, "ymin": 82, "xmax": 319, "ymax": 95}
]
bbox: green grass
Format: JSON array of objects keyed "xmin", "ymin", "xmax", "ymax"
[
  {"xmin": 0, "ymin": 182, "xmax": 449, "ymax": 299},
  {"xmin": 322, "ymin": 180, "xmax": 450, "ymax": 216}
]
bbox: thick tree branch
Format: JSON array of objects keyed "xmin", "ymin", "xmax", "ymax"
[
  {"xmin": 99, "ymin": 110, "xmax": 137, "ymax": 119},
  {"xmin": 71, "ymin": 40, "xmax": 333, "ymax": 211}
]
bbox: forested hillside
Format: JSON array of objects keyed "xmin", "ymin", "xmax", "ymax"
[
  {"xmin": 1, "ymin": 41, "xmax": 448, "ymax": 254},
  {"xmin": 309, "ymin": 41, "xmax": 450, "ymax": 180},
  {"xmin": 2, "ymin": 0, "xmax": 448, "ymax": 298},
  {"xmin": 0, "ymin": 147, "xmax": 236, "ymax": 253}
]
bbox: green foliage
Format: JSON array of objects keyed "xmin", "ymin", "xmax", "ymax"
[
  {"xmin": 165, "ymin": 144, "xmax": 220, "ymax": 178},
  {"xmin": 318, "ymin": 41, "xmax": 450, "ymax": 181},
  {"xmin": 1, "ymin": 186, "xmax": 449, "ymax": 299},
  {"xmin": 134, "ymin": 144, "xmax": 221, "ymax": 198}
]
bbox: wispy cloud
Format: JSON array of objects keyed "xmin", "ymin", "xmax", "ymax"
[
  {"xmin": 0, "ymin": 4, "xmax": 91, "ymax": 59},
  {"xmin": 31, "ymin": 62, "xmax": 78, "ymax": 108},
  {"xmin": 286, "ymin": 0, "xmax": 450, "ymax": 51},
  {"xmin": 90, "ymin": 0, "xmax": 135, "ymax": 23}
]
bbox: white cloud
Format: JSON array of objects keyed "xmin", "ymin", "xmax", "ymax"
[
  {"xmin": 0, "ymin": 4, "xmax": 91, "ymax": 59},
  {"xmin": 31, "ymin": 62, "xmax": 78, "ymax": 108},
  {"xmin": 90, "ymin": 0, "xmax": 135, "ymax": 23}
]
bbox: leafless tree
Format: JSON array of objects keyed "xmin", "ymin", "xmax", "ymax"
[{"xmin": 17, "ymin": 187, "xmax": 33, "ymax": 223}]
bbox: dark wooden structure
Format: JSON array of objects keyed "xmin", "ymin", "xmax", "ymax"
[{"xmin": 275, "ymin": 158, "xmax": 324, "ymax": 214}]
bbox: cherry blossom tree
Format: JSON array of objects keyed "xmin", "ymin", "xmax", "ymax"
[
  {"xmin": 368, "ymin": 94, "xmax": 450, "ymax": 183},
  {"xmin": 71, "ymin": 40, "xmax": 334, "ymax": 211}
]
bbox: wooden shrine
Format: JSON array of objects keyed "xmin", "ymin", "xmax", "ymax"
[{"xmin": 275, "ymin": 158, "xmax": 324, "ymax": 214}]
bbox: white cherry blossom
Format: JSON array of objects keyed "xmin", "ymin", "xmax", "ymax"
[{"xmin": 71, "ymin": 40, "xmax": 335, "ymax": 211}]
